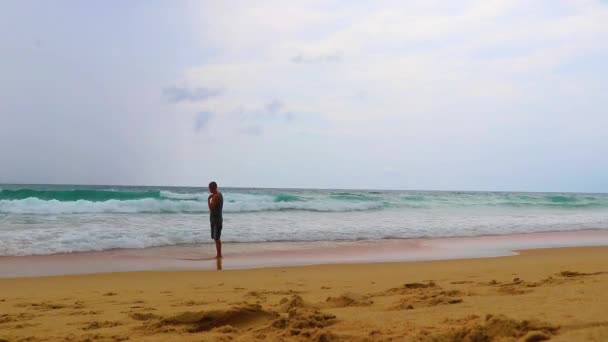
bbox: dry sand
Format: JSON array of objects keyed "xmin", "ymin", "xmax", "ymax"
[{"xmin": 1, "ymin": 246, "xmax": 607, "ymax": 341}]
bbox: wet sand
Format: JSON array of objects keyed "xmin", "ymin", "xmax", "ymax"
[
  {"xmin": 2, "ymin": 229, "xmax": 608, "ymax": 278},
  {"xmin": 1, "ymin": 245, "xmax": 608, "ymax": 341}
]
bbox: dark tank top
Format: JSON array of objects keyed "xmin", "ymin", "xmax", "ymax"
[{"xmin": 211, "ymin": 193, "xmax": 223, "ymax": 217}]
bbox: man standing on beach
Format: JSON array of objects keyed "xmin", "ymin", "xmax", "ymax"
[{"xmin": 208, "ymin": 181, "xmax": 224, "ymax": 259}]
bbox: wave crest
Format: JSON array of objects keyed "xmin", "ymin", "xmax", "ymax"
[
  {"xmin": 1, "ymin": 187, "xmax": 608, "ymax": 215},
  {"xmin": 0, "ymin": 197, "xmax": 383, "ymax": 214},
  {"xmin": 0, "ymin": 188, "xmax": 160, "ymax": 202}
]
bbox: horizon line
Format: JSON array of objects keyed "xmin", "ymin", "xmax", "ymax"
[{"xmin": 0, "ymin": 182, "xmax": 606, "ymax": 195}]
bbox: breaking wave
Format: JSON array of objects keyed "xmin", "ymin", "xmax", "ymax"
[{"xmin": 1, "ymin": 187, "xmax": 608, "ymax": 214}]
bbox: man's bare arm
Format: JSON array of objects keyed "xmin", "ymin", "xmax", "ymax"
[{"xmin": 209, "ymin": 193, "xmax": 221, "ymax": 210}]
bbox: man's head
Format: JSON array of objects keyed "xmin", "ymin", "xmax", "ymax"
[{"xmin": 209, "ymin": 181, "xmax": 218, "ymax": 193}]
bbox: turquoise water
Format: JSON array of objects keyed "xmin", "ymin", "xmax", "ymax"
[
  {"xmin": 2, "ymin": 185, "xmax": 608, "ymax": 211},
  {"xmin": 1, "ymin": 184, "xmax": 607, "ymax": 256}
]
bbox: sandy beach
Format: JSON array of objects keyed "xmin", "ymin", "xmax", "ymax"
[
  {"xmin": 1, "ymin": 245, "xmax": 607, "ymax": 341},
  {"xmin": 3, "ymin": 0, "xmax": 608, "ymax": 340}
]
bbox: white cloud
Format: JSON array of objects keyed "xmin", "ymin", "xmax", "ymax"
[
  {"xmin": 4, "ymin": 0, "xmax": 605, "ymax": 189},
  {"xmin": 163, "ymin": 85, "xmax": 222, "ymax": 103},
  {"xmin": 161, "ymin": 0, "xmax": 607, "ymax": 189},
  {"xmin": 291, "ymin": 51, "xmax": 342, "ymax": 64},
  {"xmin": 195, "ymin": 111, "xmax": 214, "ymax": 131},
  {"xmin": 184, "ymin": 0, "xmax": 608, "ymax": 127}
]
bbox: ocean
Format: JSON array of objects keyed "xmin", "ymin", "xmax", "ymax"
[{"xmin": 1, "ymin": 184, "xmax": 607, "ymax": 257}]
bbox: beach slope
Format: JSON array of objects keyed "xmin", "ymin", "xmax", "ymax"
[{"xmin": 1, "ymin": 246, "xmax": 607, "ymax": 341}]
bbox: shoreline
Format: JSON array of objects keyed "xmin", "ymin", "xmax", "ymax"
[{"xmin": 2, "ymin": 229, "xmax": 608, "ymax": 278}]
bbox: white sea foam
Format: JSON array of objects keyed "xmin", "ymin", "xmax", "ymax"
[
  {"xmin": 0, "ymin": 223, "xmax": 209, "ymax": 256},
  {"xmin": 159, "ymin": 190, "xmax": 207, "ymax": 200},
  {"xmin": 0, "ymin": 198, "xmax": 204, "ymax": 214},
  {"xmin": 1, "ymin": 209, "xmax": 607, "ymax": 256},
  {"xmin": 0, "ymin": 196, "xmax": 383, "ymax": 214},
  {"xmin": 2, "ymin": 187, "xmax": 608, "ymax": 257}
]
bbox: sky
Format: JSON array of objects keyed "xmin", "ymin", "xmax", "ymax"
[{"xmin": 1, "ymin": 0, "xmax": 607, "ymax": 192}]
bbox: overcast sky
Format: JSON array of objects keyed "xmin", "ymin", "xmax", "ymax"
[{"xmin": 1, "ymin": 0, "xmax": 607, "ymax": 191}]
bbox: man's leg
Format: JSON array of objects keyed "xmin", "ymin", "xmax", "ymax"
[{"xmin": 215, "ymin": 239, "xmax": 222, "ymax": 258}]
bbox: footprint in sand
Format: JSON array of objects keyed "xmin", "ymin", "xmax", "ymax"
[
  {"xmin": 374, "ymin": 282, "xmax": 464, "ymax": 310},
  {"xmin": 14, "ymin": 301, "xmax": 83, "ymax": 311},
  {"xmin": 495, "ymin": 278, "xmax": 534, "ymax": 295},
  {"xmin": 426, "ymin": 314, "xmax": 559, "ymax": 341},
  {"xmin": 129, "ymin": 312, "xmax": 161, "ymax": 321},
  {"xmin": 10, "ymin": 322, "xmax": 40, "ymax": 330},
  {"xmin": 154, "ymin": 304, "xmax": 278, "ymax": 333},
  {"xmin": 245, "ymin": 291, "xmax": 268, "ymax": 302},
  {"xmin": 277, "ymin": 294, "xmax": 317, "ymax": 313},
  {"xmin": 450, "ymin": 280, "xmax": 474, "ymax": 285},
  {"xmin": 270, "ymin": 307, "xmax": 337, "ymax": 336},
  {"xmin": 247, "ymin": 289, "xmax": 302, "ymax": 297},
  {"xmin": 0, "ymin": 313, "xmax": 36, "ymax": 324},
  {"xmin": 482, "ymin": 272, "xmax": 605, "ymax": 297},
  {"xmin": 376, "ymin": 281, "xmax": 438, "ymax": 295},
  {"xmin": 68, "ymin": 310, "xmax": 101, "ymax": 316},
  {"xmin": 81, "ymin": 320, "xmax": 122, "ymax": 331},
  {"xmin": 559, "ymin": 270, "xmax": 606, "ymax": 277},
  {"xmin": 129, "ymin": 306, "xmax": 156, "ymax": 311},
  {"xmin": 324, "ymin": 292, "xmax": 373, "ymax": 308},
  {"xmin": 170, "ymin": 300, "xmax": 208, "ymax": 307},
  {"xmin": 213, "ymin": 325, "xmax": 239, "ymax": 334}
]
